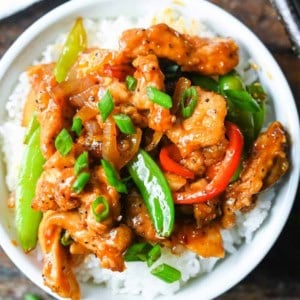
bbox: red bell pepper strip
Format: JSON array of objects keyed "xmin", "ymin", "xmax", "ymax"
[
  {"xmin": 159, "ymin": 144, "xmax": 195, "ymax": 179},
  {"xmin": 173, "ymin": 121, "xmax": 244, "ymax": 204},
  {"xmin": 102, "ymin": 64, "xmax": 135, "ymax": 81}
]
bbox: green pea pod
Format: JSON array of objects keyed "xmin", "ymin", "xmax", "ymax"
[
  {"xmin": 54, "ymin": 18, "xmax": 87, "ymax": 83},
  {"xmin": 24, "ymin": 114, "xmax": 39, "ymax": 144},
  {"xmin": 190, "ymin": 74, "xmax": 219, "ymax": 92},
  {"xmin": 127, "ymin": 149, "xmax": 175, "ymax": 237},
  {"xmin": 16, "ymin": 126, "xmax": 45, "ymax": 252},
  {"xmin": 253, "ymin": 101, "xmax": 266, "ymax": 138},
  {"xmin": 224, "ymin": 89, "xmax": 261, "ymax": 113}
]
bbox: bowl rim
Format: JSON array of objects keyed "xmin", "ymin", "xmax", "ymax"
[{"xmin": 0, "ymin": 0, "xmax": 299, "ymax": 299}]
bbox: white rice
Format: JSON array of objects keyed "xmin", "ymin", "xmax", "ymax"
[{"xmin": 0, "ymin": 8, "xmax": 274, "ymax": 299}]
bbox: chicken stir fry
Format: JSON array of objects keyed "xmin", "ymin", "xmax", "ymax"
[{"xmin": 15, "ymin": 19, "xmax": 289, "ymax": 299}]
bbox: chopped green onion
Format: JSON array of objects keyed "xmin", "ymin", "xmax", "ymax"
[
  {"xmin": 55, "ymin": 128, "xmax": 73, "ymax": 156},
  {"xmin": 147, "ymin": 244, "xmax": 161, "ymax": 267},
  {"xmin": 72, "ymin": 172, "xmax": 90, "ymax": 193},
  {"xmin": 113, "ymin": 114, "xmax": 136, "ymax": 134},
  {"xmin": 126, "ymin": 75, "xmax": 137, "ymax": 91},
  {"xmin": 150, "ymin": 263, "xmax": 181, "ymax": 283},
  {"xmin": 71, "ymin": 117, "xmax": 83, "ymax": 136},
  {"xmin": 24, "ymin": 114, "xmax": 39, "ymax": 144},
  {"xmin": 24, "ymin": 293, "xmax": 42, "ymax": 300},
  {"xmin": 74, "ymin": 151, "xmax": 88, "ymax": 175},
  {"xmin": 190, "ymin": 74, "xmax": 219, "ymax": 92},
  {"xmin": 92, "ymin": 196, "xmax": 110, "ymax": 222},
  {"xmin": 124, "ymin": 242, "xmax": 152, "ymax": 262},
  {"xmin": 147, "ymin": 86, "xmax": 173, "ymax": 109},
  {"xmin": 180, "ymin": 86, "xmax": 198, "ymax": 118},
  {"xmin": 60, "ymin": 230, "xmax": 73, "ymax": 246},
  {"xmin": 224, "ymin": 89, "xmax": 261, "ymax": 113},
  {"xmin": 101, "ymin": 159, "xmax": 127, "ymax": 193},
  {"xmin": 98, "ymin": 90, "xmax": 114, "ymax": 122}
]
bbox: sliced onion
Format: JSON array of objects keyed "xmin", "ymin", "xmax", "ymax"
[{"xmin": 144, "ymin": 130, "xmax": 163, "ymax": 152}]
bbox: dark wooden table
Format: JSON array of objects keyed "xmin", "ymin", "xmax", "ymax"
[{"xmin": 0, "ymin": 0, "xmax": 299, "ymax": 299}]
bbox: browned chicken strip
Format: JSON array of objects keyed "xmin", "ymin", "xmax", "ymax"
[
  {"xmin": 222, "ymin": 121, "xmax": 289, "ymax": 228},
  {"xmin": 124, "ymin": 190, "xmax": 162, "ymax": 243},
  {"xmin": 119, "ymin": 23, "xmax": 239, "ymax": 75},
  {"xmin": 40, "ymin": 211, "xmax": 133, "ymax": 273},
  {"xmin": 166, "ymin": 87, "xmax": 227, "ymax": 157}
]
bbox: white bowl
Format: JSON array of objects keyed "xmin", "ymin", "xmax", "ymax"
[{"xmin": 0, "ymin": 0, "xmax": 299, "ymax": 299}]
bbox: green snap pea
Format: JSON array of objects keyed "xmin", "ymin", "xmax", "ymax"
[
  {"xmin": 127, "ymin": 149, "xmax": 175, "ymax": 237},
  {"xmin": 16, "ymin": 126, "xmax": 45, "ymax": 252},
  {"xmin": 54, "ymin": 18, "xmax": 87, "ymax": 83},
  {"xmin": 219, "ymin": 72, "xmax": 244, "ymax": 91}
]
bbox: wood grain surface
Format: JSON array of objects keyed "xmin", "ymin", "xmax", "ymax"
[{"xmin": 0, "ymin": 0, "xmax": 299, "ymax": 299}]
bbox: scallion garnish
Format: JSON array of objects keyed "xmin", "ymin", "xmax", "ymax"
[
  {"xmin": 74, "ymin": 151, "xmax": 89, "ymax": 175},
  {"xmin": 98, "ymin": 90, "xmax": 114, "ymax": 122},
  {"xmin": 146, "ymin": 86, "xmax": 173, "ymax": 109},
  {"xmin": 101, "ymin": 159, "xmax": 127, "ymax": 193},
  {"xmin": 124, "ymin": 242, "xmax": 152, "ymax": 262},
  {"xmin": 147, "ymin": 244, "xmax": 161, "ymax": 267},
  {"xmin": 150, "ymin": 263, "xmax": 181, "ymax": 283},
  {"xmin": 92, "ymin": 196, "xmax": 110, "ymax": 222},
  {"xmin": 71, "ymin": 117, "xmax": 83, "ymax": 136},
  {"xmin": 60, "ymin": 230, "xmax": 73, "ymax": 246},
  {"xmin": 126, "ymin": 75, "xmax": 137, "ymax": 91},
  {"xmin": 113, "ymin": 114, "xmax": 136, "ymax": 134},
  {"xmin": 180, "ymin": 86, "xmax": 198, "ymax": 118},
  {"xmin": 55, "ymin": 128, "xmax": 73, "ymax": 156},
  {"xmin": 72, "ymin": 172, "xmax": 90, "ymax": 193}
]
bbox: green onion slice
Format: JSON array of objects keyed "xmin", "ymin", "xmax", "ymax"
[
  {"xmin": 101, "ymin": 159, "xmax": 127, "ymax": 193},
  {"xmin": 113, "ymin": 114, "xmax": 136, "ymax": 134},
  {"xmin": 224, "ymin": 89, "xmax": 261, "ymax": 113},
  {"xmin": 126, "ymin": 75, "xmax": 137, "ymax": 91},
  {"xmin": 92, "ymin": 196, "xmax": 110, "ymax": 222},
  {"xmin": 71, "ymin": 117, "xmax": 83, "ymax": 136},
  {"xmin": 60, "ymin": 230, "xmax": 73, "ymax": 246},
  {"xmin": 146, "ymin": 86, "xmax": 173, "ymax": 109},
  {"xmin": 55, "ymin": 128, "xmax": 73, "ymax": 156},
  {"xmin": 147, "ymin": 244, "xmax": 161, "ymax": 267},
  {"xmin": 180, "ymin": 86, "xmax": 198, "ymax": 118},
  {"xmin": 124, "ymin": 242, "xmax": 152, "ymax": 262},
  {"xmin": 72, "ymin": 172, "xmax": 90, "ymax": 194},
  {"xmin": 74, "ymin": 151, "xmax": 89, "ymax": 175},
  {"xmin": 151, "ymin": 263, "xmax": 181, "ymax": 283},
  {"xmin": 98, "ymin": 90, "xmax": 114, "ymax": 122}
]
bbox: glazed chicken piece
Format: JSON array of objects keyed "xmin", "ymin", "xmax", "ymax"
[
  {"xmin": 222, "ymin": 121, "xmax": 289, "ymax": 228},
  {"xmin": 193, "ymin": 198, "xmax": 221, "ymax": 228},
  {"xmin": 124, "ymin": 190, "xmax": 162, "ymax": 243},
  {"xmin": 132, "ymin": 54, "xmax": 174, "ymax": 131},
  {"xmin": 171, "ymin": 221, "xmax": 224, "ymax": 258},
  {"xmin": 32, "ymin": 167, "xmax": 79, "ymax": 211},
  {"xmin": 166, "ymin": 87, "xmax": 227, "ymax": 157},
  {"xmin": 39, "ymin": 211, "xmax": 133, "ymax": 299},
  {"xmin": 39, "ymin": 217, "xmax": 80, "ymax": 300},
  {"xmin": 27, "ymin": 64, "xmax": 66, "ymax": 159},
  {"xmin": 119, "ymin": 23, "xmax": 239, "ymax": 75}
]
